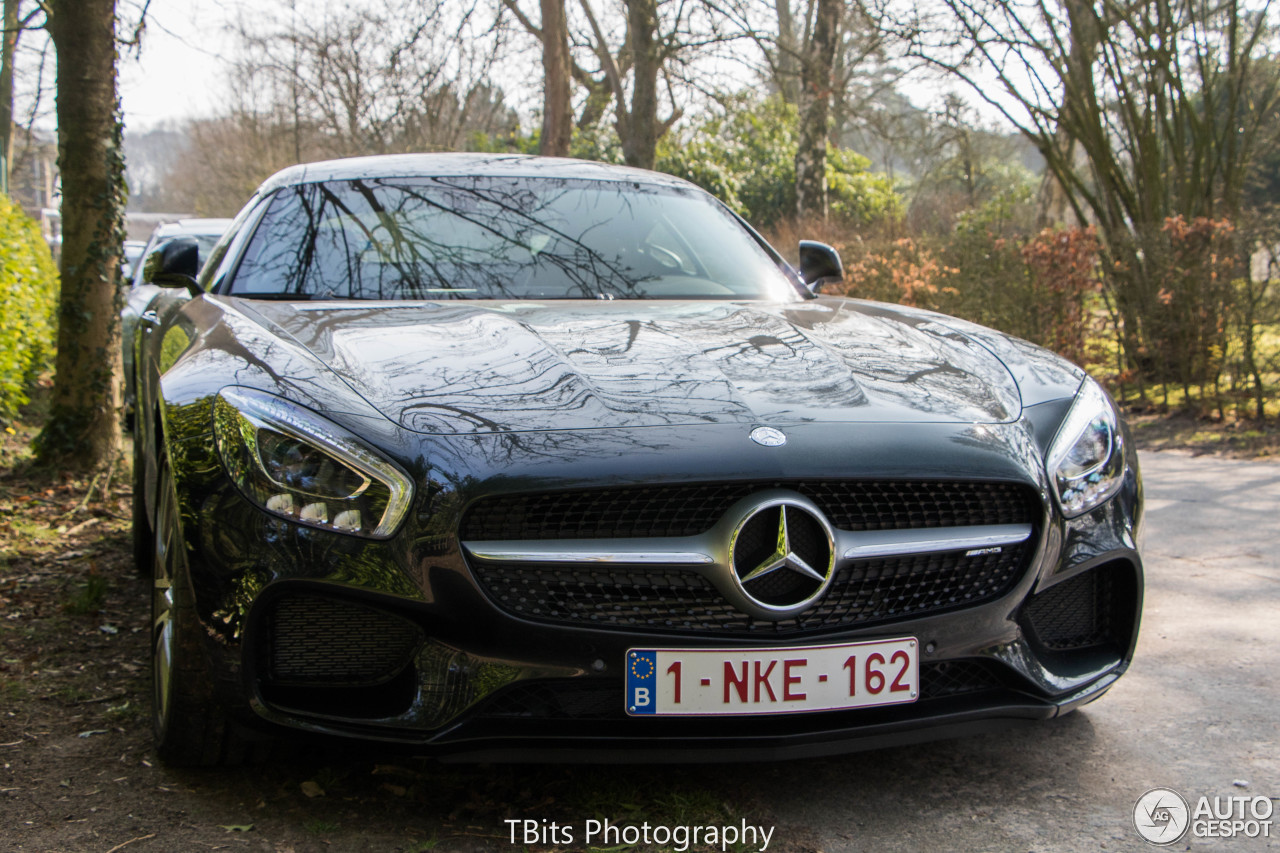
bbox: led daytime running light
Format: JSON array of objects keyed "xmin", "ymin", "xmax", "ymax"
[
  {"xmin": 213, "ymin": 387, "xmax": 413, "ymax": 538},
  {"xmin": 1045, "ymin": 378, "xmax": 1124, "ymax": 518}
]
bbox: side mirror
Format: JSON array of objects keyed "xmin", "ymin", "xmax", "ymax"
[
  {"xmin": 142, "ymin": 238, "xmax": 201, "ymax": 296},
  {"xmin": 798, "ymin": 240, "xmax": 844, "ymax": 293}
]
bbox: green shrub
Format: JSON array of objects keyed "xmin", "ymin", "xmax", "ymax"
[
  {"xmin": 656, "ymin": 95, "xmax": 903, "ymax": 229},
  {"xmin": 936, "ymin": 219, "xmax": 1035, "ymax": 331},
  {"xmin": 0, "ymin": 196, "xmax": 58, "ymax": 420},
  {"xmin": 570, "ymin": 124, "xmax": 625, "ymax": 165}
]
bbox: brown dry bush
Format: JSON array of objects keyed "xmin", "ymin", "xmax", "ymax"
[{"xmin": 824, "ymin": 224, "xmax": 1103, "ymax": 373}]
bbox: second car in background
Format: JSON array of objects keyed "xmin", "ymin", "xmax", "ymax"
[{"xmin": 122, "ymin": 218, "xmax": 232, "ymax": 426}]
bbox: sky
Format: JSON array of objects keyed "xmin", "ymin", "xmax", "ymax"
[
  {"xmin": 118, "ymin": 0, "xmax": 241, "ymax": 131},
  {"xmin": 114, "ymin": 0, "xmax": 539, "ymax": 131},
  {"xmin": 110, "ymin": 0, "xmax": 1011, "ymax": 138}
]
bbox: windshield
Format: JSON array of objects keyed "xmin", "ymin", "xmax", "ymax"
[{"xmin": 226, "ymin": 176, "xmax": 798, "ymax": 300}]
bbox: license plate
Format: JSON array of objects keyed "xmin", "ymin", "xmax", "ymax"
[{"xmin": 624, "ymin": 638, "xmax": 919, "ymax": 716}]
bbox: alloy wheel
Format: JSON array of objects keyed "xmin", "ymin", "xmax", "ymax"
[{"xmin": 151, "ymin": 468, "xmax": 176, "ymax": 738}]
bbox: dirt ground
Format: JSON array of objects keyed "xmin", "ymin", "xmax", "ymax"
[
  {"xmin": 2, "ymin": 418, "xmax": 1277, "ymax": 853},
  {"xmin": 1126, "ymin": 410, "xmax": 1280, "ymax": 457}
]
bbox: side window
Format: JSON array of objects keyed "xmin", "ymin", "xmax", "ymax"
[
  {"xmin": 229, "ymin": 186, "xmax": 331, "ymax": 297},
  {"xmin": 199, "ymin": 194, "xmax": 270, "ymax": 293}
]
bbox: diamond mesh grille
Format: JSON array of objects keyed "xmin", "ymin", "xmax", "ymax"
[
  {"xmin": 461, "ymin": 480, "xmax": 1037, "ymax": 540},
  {"xmin": 473, "ymin": 544, "xmax": 1028, "ymax": 635}
]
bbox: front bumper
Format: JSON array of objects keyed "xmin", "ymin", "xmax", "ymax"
[{"xmin": 165, "ymin": 416, "xmax": 1143, "ymax": 760}]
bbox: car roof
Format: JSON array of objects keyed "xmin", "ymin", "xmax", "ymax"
[
  {"xmin": 150, "ymin": 218, "xmax": 234, "ymax": 240},
  {"xmin": 257, "ymin": 153, "xmax": 698, "ymax": 196}
]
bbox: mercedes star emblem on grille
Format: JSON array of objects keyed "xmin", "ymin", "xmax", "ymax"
[
  {"xmin": 749, "ymin": 426, "xmax": 787, "ymax": 447},
  {"xmin": 728, "ymin": 496, "xmax": 836, "ymax": 618}
]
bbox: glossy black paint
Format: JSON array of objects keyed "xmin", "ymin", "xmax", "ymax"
[
  {"xmin": 798, "ymin": 240, "xmax": 844, "ymax": 287},
  {"xmin": 240, "ymin": 298, "xmax": 1023, "ymax": 433},
  {"xmin": 129, "ymin": 153, "xmax": 1143, "ymax": 760},
  {"xmin": 144, "ymin": 237, "xmax": 201, "ymax": 285}
]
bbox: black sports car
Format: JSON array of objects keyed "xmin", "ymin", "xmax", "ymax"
[{"xmin": 130, "ymin": 154, "xmax": 1143, "ymax": 765}]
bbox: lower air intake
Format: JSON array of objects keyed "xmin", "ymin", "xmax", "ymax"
[
  {"xmin": 918, "ymin": 659, "xmax": 1007, "ymax": 700},
  {"xmin": 265, "ymin": 595, "xmax": 422, "ymax": 687}
]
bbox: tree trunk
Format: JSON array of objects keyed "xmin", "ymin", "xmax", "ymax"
[
  {"xmin": 619, "ymin": 0, "xmax": 660, "ymax": 169},
  {"xmin": 774, "ymin": 0, "xmax": 800, "ymax": 104},
  {"xmin": 1034, "ymin": 137, "xmax": 1077, "ymax": 229},
  {"xmin": 1035, "ymin": 0, "xmax": 1097, "ymax": 230},
  {"xmin": 539, "ymin": 0, "xmax": 572, "ymax": 156},
  {"xmin": 35, "ymin": 0, "xmax": 124, "ymax": 471},
  {"xmin": 1, "ymin": 0, "xmax": 17, "ymax": 194},
  {"xmin": 794, "ymin": 0, "xmax": 840, "ymax": 219}
]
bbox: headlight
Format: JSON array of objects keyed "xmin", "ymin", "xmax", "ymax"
[
  {"xmin": 1045, "ymin": 378, "xmax": 1125, "ymax": 518},
  {"xmin": 213, "ymin": 387, "xmax": 413, "ymax": 538}
]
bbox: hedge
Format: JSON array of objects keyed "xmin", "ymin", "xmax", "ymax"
[{"xmin": 0, "ymin": 195, "xmax": 58, "ymax": 420}]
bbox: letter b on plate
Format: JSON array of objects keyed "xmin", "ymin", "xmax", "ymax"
[{"xmin": 626, "ymin": 650, "xmax": 657, "ymax": 715}]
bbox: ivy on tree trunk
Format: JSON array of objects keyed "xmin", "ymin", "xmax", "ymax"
[{"xmin": 35, "ymin": 0, "xmax": 125, "ymax": 472}]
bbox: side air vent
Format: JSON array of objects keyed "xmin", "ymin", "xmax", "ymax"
[
  {"xmin": 257, "ymin": 594, "xmax": 424, "ymax": 720},
  {"xmin": 1022, "ymin": 563, "xmax": 1137, "ymax": 652}
]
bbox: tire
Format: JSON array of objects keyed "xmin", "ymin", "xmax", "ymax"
[
  {"xmin": 151, "ymin": 457, "xmax": 251, "ymax": 766},
  {"xmin": 131, "ymin": 435, "xmax": 152, "ymax": 577}
]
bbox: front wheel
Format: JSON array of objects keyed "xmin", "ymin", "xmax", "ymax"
[{"xmin": 151, "ymin": 457, "xmax": 250, "ymax": 766}]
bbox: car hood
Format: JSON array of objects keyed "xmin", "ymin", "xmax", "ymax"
[{"xmin": 236, "ymin": 298, "xmax": 1022, "ymax": 434}]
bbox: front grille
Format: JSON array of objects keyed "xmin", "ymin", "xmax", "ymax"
[
  {"xmin": 476, "ymin": 660, "xmax": 1010, "ymax": 721},
  {"xmin": 461, "ymin": 480, "xmax": 1037, "ymax": 540},
  {"xmin": 265, "ymin": 595, "xmax": 423, "ymax": 686},
  {"xmin": 1022, "ymin": 568, "xmax": 1118, "ymax": 651},
  {"xmin": 473, "ymin": 544, "xmax": 1029, "ymax": 635}
]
